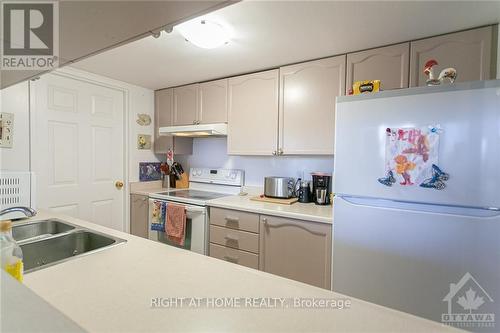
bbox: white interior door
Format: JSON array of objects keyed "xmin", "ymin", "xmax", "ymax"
[{"xmin": 31, "ymin": 73, "xmax": 125, "ymax": 231}]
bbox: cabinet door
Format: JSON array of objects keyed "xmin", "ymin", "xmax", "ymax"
[
  {"xmin": 228, "ymin": 70, "xmax": 279, "ymax": 155},
  {"xmin": 173, "ymin": 84, "xmax": 198, "ymax": 125},
  {"xmin": 346, "ymin": 42, "xmax": 409, "ymax": 93},
  {"xmin": 154, "ymin": 89, "xmax": 193, "ymax": 155},
  {"xmin": 279, "ymin": 56, "xmax": 345, "ymax": 155},
  {"xmin": 259, "ymin": 215, "xmax": 332, "ymax": 289},
  {"xmin": 130, "ymin": 194, "xmax": 149, "ymax": 238},
  {"xmin": 410, "ymin": 26, "xmax": 493, "ymax": 87},
  {"xmin": 154, "ymin": 89, "xmax": 173, "ymax": 154},
  {"xmin": 199, "ymin": 79, "xmax": 228, "ymax": 124}
]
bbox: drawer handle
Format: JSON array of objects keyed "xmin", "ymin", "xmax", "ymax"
[
  {"xmin": 225, "ymin": 216, "xmax": 239, "ymax": 223},
  {"xmin": 224, "ymin": 234, "xmax": 239, "ymax": 242},
  {"xmin": 223, "ymin": 255, "xmax": 239, "ymax": 263}
]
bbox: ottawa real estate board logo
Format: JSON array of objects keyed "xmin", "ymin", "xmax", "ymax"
[
  {"xmin": 442, "ymin": 272, "xmax": 495, "ymax": 330},
  {"xmin": 1, "ymin": 1, "xmax": 58, "ymax": 70}
]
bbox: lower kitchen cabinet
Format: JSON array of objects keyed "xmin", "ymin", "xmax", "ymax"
[
  {"xmin": 210, "ymin": 243, "xmax": 259, "ymax": 270},
  {"xmin": 210, "ymin": 225, "xmax": 259, "ymax": 253},
  {"xmin": 259, "ymin": 215, "xmax": 332, "ymax": 289},
  {"xmin": 209, "ymin": 208, "xmax": 260, "ymax": 269},
  {"xmin": 210, "ymin": 207, "xmax": 260, "ymax": 233},
  {"xmin": 209, "ymin": 207, "xmax": 332, "ymax": 289},
  {"xmin": 130, "ymin": 194, "xmax": 149, "ymax": 238}
]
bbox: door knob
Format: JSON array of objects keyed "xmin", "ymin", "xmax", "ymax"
[{"xmin": 115, "ymin": 180, "xmax": 124, "ymax": 189}]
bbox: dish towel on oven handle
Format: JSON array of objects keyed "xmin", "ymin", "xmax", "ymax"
[
  {"xmin": 151, "ymin": 200, "xmax": 166, "ymax": 232},
  {"xmin": 166, "ymin": 203, "xmax": 187, "ymax": 246}
]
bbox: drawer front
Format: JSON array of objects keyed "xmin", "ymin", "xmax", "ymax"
[
  {"xmin": 209, "ymin": 243, "xmax": 259, "ymax": 270},
  {"xmin": 210, "ymin": 207, "xmax": 259, "ymax": 233},
  {"xmin": 210, "ymin": 225, "xmax": 259, "ymax": 253}
]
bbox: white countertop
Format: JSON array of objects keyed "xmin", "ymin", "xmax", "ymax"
[
  {"xmin": 131, "ymin": 182, "xmax": 333, "ymax": 224},
  {"xmin": 1, "ymin": 270, "xmax": 85, "ymax": 333},
  {"xmin": 16, "ymin": 211, "xmax": 460, "ymax": 333},
  {"xmin": 129, "ymin": 180, "xmax": 165, "ymax": 196},
  {"xmin": 207, "ymin": 195, "xmax": 333, "ymax": 224}
]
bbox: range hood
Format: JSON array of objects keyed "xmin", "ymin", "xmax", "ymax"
[{"xmin": 159, "ymin": 123, "xmax": 227, "ymax": 137}]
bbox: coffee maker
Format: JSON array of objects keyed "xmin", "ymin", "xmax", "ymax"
[{"xmin": 311, "ymin": 173, "xmax": 331, "ymax": 205}]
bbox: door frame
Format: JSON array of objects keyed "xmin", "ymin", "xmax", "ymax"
[{"xmin": 29, "ymin": 67, "xmax": 130, "ymax": 232}]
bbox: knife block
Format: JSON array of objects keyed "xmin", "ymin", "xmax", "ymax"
[{"xmin": 176, "ymin": 173, "xmax": 189, "ymax": 189}]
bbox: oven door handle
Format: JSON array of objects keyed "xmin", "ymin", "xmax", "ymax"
[{"xmin": 185, "ymin": 207, "xmax": 206, "ymax": 215}]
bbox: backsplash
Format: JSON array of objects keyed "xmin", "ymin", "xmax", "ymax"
[{"xmin": 175, "ymin": 138, "xmax": 334, "ymax": 186}]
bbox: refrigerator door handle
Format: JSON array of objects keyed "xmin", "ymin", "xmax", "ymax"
[{"xmin": 338, "ymin": 195, "xmax": 500, "ymax": 218}]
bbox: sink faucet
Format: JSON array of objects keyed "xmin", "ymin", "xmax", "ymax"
[{"xmin": 0, "ymin": 206, "xmax": 37, "ymax": 219}]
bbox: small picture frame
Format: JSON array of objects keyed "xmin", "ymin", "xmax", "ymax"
[
  {"xmin": 137, "ymin": 134, "xmax": 151, "ymax": 150},
  {"xmin": 139, "ymin": 162, "xmax": 162, "ymax": 181}
]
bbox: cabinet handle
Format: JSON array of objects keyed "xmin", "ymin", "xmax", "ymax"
[
  {"xmin": 278, "ymin": 148, "xmax": 283, "ymax": 155},
  {"xmin": 272, "ymin": 151, "xmax": 277, "ymax": 155},
  {"xmin": 192, "ymin": 120, "xmax": 196, "ymax": 125},
  {"xmin": 262, "ymin": 217, "xmax": 267, "ymax": 224},
  {"xmin": 224, "ymin": 234, "xmax": 239, "ymax": 242},
  {"xmin": 225, "ymin": 216, "xmax": 239, "ymax": 223},
  {"xmin": 223, "ymin": 255, "xmax": 239, "ymax": 263}
]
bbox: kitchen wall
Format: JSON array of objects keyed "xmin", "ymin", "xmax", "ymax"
[
  {"xmin": 0, "ymin": 81, "xmax": 30, "ymax": 172},
  {"xmin": 126, "ymin": 83, "xmax": 157, "ymax": 182},
  {"xmin": 176, "ymin": 138, "xmax": 334, "ymax": 187}
]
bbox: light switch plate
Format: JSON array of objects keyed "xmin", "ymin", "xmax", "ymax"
[{"xmin": 0, "ymin": 113, "xmax": 14, "ymax": 148}]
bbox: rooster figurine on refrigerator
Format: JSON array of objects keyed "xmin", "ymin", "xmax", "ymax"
[{"xmin": 423, "ymin": 59, "xmax": 457, "ymax": 86}]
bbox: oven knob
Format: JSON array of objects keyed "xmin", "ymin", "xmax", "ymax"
[
  {"xmin": 196, "ymin": 170, "xmax": 202, "ymax": 176},
  {"xmin": 231, "ymin": 172, "xmax": 237, "ymax": 179},
  {"xmin": 191, "ymin": 169, "xmax": 197, "ymax": 176}
]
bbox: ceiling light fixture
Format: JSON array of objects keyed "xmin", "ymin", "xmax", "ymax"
[{"xmin": 175, "ymin": 19, "xmax": 229, "ymax": 49}]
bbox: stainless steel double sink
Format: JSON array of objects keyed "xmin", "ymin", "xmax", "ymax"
[{"xmin": 13, "ymin": 219, "xmax": 126, "ymax": 273}]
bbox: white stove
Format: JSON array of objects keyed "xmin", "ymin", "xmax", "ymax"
[
  {"xmin": 147, "ymin": 168, "xmax": 244, "ymax": 255},
  {"xmin": 149, "ymin": 168, "xmax": 244, "ymax": 206}
]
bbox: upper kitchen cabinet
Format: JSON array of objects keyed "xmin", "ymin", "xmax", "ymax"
[
  {"xmin": 173, "ymin": 84, "xmax": 199, "ymax": 126},
  {"xmin": 346, "ymin": 43, "xmax": 409, "ymax": 93},
  {"xmin": 228, "ymin": 70, "xmax": 279, "ymax": 155},
  {"xmin": 410, "ymin": 26, "xmax": 494, "ymax": 87},
  {"xmin": 172, "ymin": 79, "xmax": 228, "ymax": 126},
  {"xmin": 279, "ymin": 56, "xmax": 345, "ymax": 155},
  {"xmin": 199, "ymin": 79, "xmax": 228, "ymax": 124},
  {"xmin": 154, "ymin": 89, "xmax": 192, "ymax": 155},
  {"xmin": 154, "ymin": 88, "xmax": 174, "ymax": 153}
]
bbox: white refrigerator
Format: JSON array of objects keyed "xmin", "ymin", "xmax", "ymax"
[{"xmin": 333, "ymin": 80, "xmax": 500, "ymax": 328}]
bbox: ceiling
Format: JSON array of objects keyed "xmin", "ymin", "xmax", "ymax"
[
  {"xmin": 1, "ymin": 1, "xmax": 230, "ymax": 89},
  {"xmin": 73, "ymin": 1, "xmax": 500, "ymax": 90}
]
